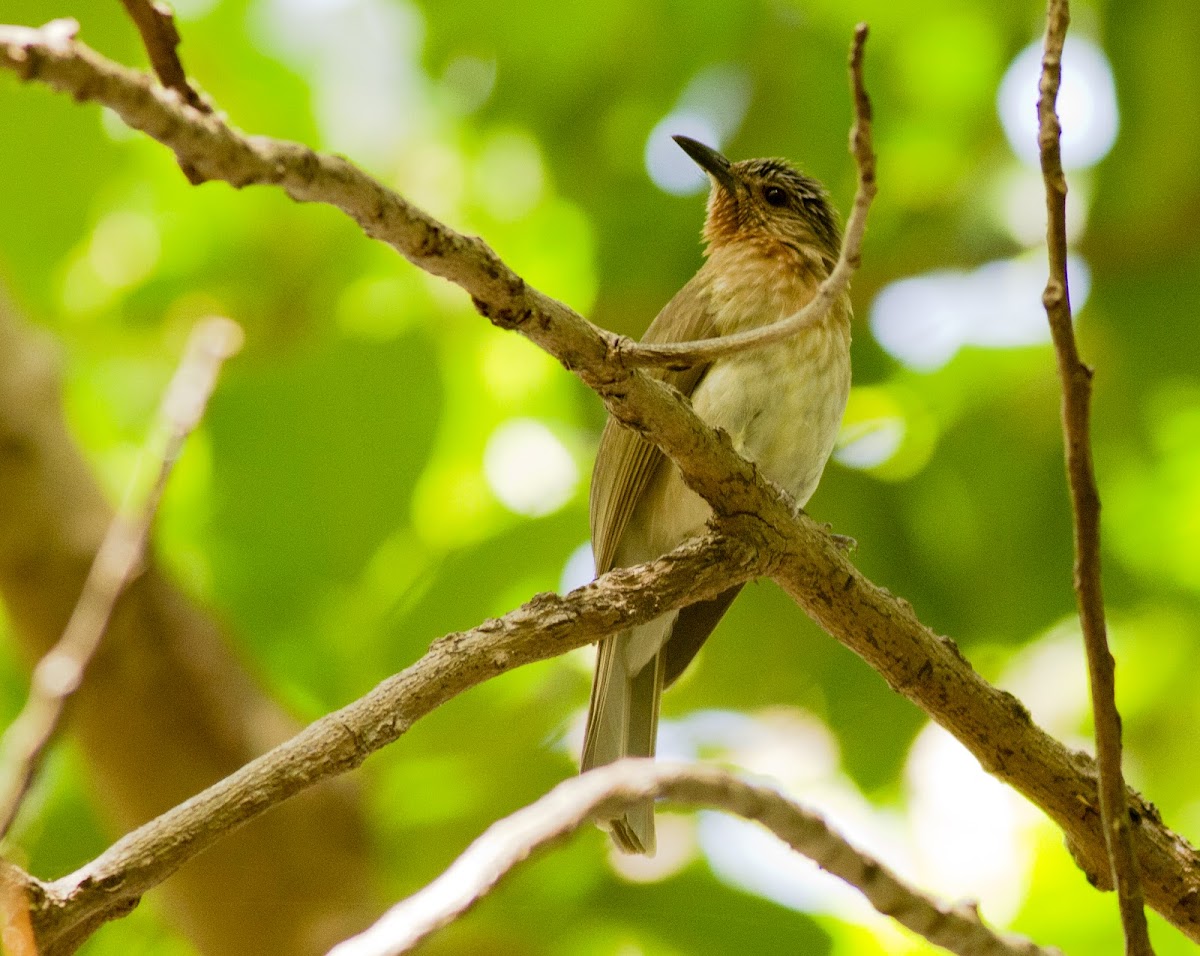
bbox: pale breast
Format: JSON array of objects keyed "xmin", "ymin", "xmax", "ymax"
[
  {"xmin": 693, "ymin": 316, "xmax": 851, "ymax": 506},
  {"xmin": 698, "ymin": 245, "xmax": 852, "ymax": 504}
]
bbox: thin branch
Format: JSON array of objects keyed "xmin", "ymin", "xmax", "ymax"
[
  {"xmin": 615, "ymin": 23, "xmax": 877, "ymax": 370},
  {"xmin": 116, "ymin": 0, "xmax": 210, "ymax": 184},
  {"xmin": 328, "ymin": 760, "xmax": 1063, "ymax": 956},
  {"xmin": 2, "ymin": 18, "xmax": 1199, "ymax": 951},
  {"xmin": 0, "ymin": 317, "xmax": 243, "ymax": 840},
  {"xmin": 24, "ymin": 528, "xmax": 764, "ymax": 952},
  {"xmin": 116, "ymin": 0, "xmax": 207, "ymax": 113},
  {"xmin": 1036, "ymin": 4, "xmax": 1153, "ymax": 954}
]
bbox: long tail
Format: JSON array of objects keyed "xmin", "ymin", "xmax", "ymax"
[{"xmin": 580, "ymin": 628, "xmax": 666, "ymax": 855}]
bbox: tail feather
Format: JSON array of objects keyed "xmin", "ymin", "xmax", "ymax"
[{"xmin": 581, "ymin": 630, "xmax": 666, "ymax": 855}]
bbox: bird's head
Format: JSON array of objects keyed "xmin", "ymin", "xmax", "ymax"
[{"xmin": 673, "ymin": 135, "xmax": 840, "ymax": 267}]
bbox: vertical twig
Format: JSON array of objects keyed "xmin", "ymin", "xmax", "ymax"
[
  {"xmin": 1036, "ymin": 3, "xmax": 1153, "ymax": 954},
  {"xmin": 0, "ymin": 317, "xmax": 243, "ymax": 839}
]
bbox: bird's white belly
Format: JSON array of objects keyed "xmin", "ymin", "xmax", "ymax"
[
  {"xmin": 694, "ymin": 339, "xmax": 850, "ymax": 505},
  {"xmin": 617, "ymin": 332, "xmax": 850, "ymax": 568}
]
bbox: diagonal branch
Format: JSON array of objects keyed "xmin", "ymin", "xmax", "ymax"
[
  {"xmin": 0, "ymin": 18, "xmax": 781, "ymax": 529},
  {"xmin": 329, "ymin": 760, "xmax": 1063, "ymax": 956},
  {"xmin": 1036, "ymin": 4, "xmax": 1152, "ymax": 954},
  {"xmin": 614, "ymin": 23, "xmax": 876, "ymax": 370},
  {"xmin": 21, "ymin": 527, "xmax": 764, "ymax": 952},
  {"xmin": 0, "ymin": 317, "xmax": 243, "ymax": 839},
  {"xmin": 116, "ymin": 0, "xmax": 211, "ymax": 183}
]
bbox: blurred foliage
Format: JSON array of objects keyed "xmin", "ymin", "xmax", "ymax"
[{"xmin": 2, "ymin": 0, "xmax": 1200, "ymax": 953}]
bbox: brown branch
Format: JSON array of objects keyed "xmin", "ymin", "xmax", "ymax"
[
  {"xmin": 116, "ymin": 0, "xmax": 207, "ymax": 112},
  {"xmin": 0, "ymin": 317, "xmax": 242, "ymax": 839},
  {"xmin": 329, "ymin": 760, "xmax": 1064, "ymax": 956},
  {"xmin": 0, "ymin": 18, "xmax": 780, "ymax": 530},
  {"xmin": 1, "ymin": 862, "xmax": 38, "ymax": 956},
  {"xmin": 20, "ymin": 528, "xmax": 764, "ymax": 952},
  {"xmin": 1036, "ymin": 4, "xmax": 1153, "ymax": 954},
  {"xmin": 2, "ymin": 17, "xmax": 1199, "ymax": 950},
  {"xmin": 615, "ymin": 23, "xmax": 876, "ymax": 370},
  {"xmin": 116, "ymin": 0, "xmax": 210, "ymax": 184}
]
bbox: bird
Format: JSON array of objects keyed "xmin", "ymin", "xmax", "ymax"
[{"xmin": 580, "ymin": 135, "xmax": 852, "ymax": 855}]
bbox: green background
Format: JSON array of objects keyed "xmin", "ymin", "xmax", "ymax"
[{"xmin": 2, "ymin": 0, "xmax": 1200, "ymax": 952}]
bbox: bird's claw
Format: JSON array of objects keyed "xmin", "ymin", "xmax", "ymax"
[{"xmin": 820, "ymin": 523, "xmax": 857, "ymax": 553}]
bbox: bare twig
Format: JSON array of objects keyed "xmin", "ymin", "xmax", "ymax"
[
  {"xmin": 0, "ymin": 300, "xmax": 377, "ymax": 955},
  {"xmin": 328, "ymin": 760, "xmax": 1063, "ymax": 956},
  {"xmin": 0, "ymin": 317, "xmax": 243, "ymax": 839},
  {"xmin": 1036, "ymin": 4, "xmax": 1153, "ymax": 954},
  {"xmin": 116, "ymin": 0, "xmax": 211, "ymax": 184},
  {"xmin": 615, "ymin": 23, "xmax": 877, "ymax": 370},
  {"xmin": 117, "ymin": 0, "xmax": 207, "ymax": 112}
]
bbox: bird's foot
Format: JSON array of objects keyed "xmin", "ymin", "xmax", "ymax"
[{"xmin": 821, "ymin": 523, "xmax": 858, "ymax": 553}]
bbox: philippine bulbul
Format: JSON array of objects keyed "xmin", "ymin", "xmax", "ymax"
[{"xmin": 581, "ymin": 136, "xmax": 852, "ymax": 854}]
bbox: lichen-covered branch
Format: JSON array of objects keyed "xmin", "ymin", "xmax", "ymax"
[
  {"xmin": 0, "ymin": 18, "xmax": 776, "ymax": 528},
  {"xmin": 330, "ymin": 760, "xmax": 1063, "ymax": 956}
]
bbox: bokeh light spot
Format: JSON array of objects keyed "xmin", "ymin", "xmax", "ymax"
[
  {"xmin": 998, "ymin": 37, "xmax": 1118, "ymax": 170},
  {"xmin": 870, "ymin": 254, "xmax": 1092, "ymax": 371},
  {"xmin": 483, "ymin": 419, "xmax": 578, "ymax": 517},
  {"xmin": 89, "ymin": 211, "xmax": 161, "ymax": 290},
  {"xmin": 645, "ymin": 113, "xmax": 721, "ymax": 195},
  {"xmin": 474, "ymin": 131, "xmax": 545, "ymax": 222},
  {"xmin": 559, "ymin": 541, "xmax": 595, "ymax": 594},
  {"xmin": 645, "ymin": 65, "xmax": 750, "ymax": 195}
]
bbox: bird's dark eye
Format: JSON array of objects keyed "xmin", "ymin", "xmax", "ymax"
[{"xmin": 763, "ymin": 185, "xmax": 789, "ymax": 207}]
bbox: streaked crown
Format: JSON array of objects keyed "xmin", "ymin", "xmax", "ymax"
[{"xmin": 673, "ymin": 136, "xmax": 841, "ymax": 267}]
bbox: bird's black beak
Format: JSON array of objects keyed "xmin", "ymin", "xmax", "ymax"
[{"xmin": 672, "ymin": 135, "xmax": 738, "ymax": 194}]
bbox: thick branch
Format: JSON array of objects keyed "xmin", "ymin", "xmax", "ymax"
[
  {"xmin": 1036, "ymin": 3, "xmax": 1152, "ymax": 953},
  {"xmin": 0, "ymin": 317, "xmax": 241, "ymax": 839},
  {"xmin": 614, "ymin": 23, "xmax": 876, "ymax": 370},
  {"xmin": 2, "ymin": 17, "xmax": 1198, "ymax": 949},
  {"xmin": 24, "ymin": 529, "xmax": 765, "ymax": 951},
  {"xmin": 330, "ymin": 760, "xmax": 1062, "ymax": 956},
  {"xmin": 766, "ymin": 540, "xmax": 1199, "ymax": 943}
]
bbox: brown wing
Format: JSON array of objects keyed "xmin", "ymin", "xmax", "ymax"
[{"xmin": 589, "ymin": 271, "xmax": 718, "ymax": 573}]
